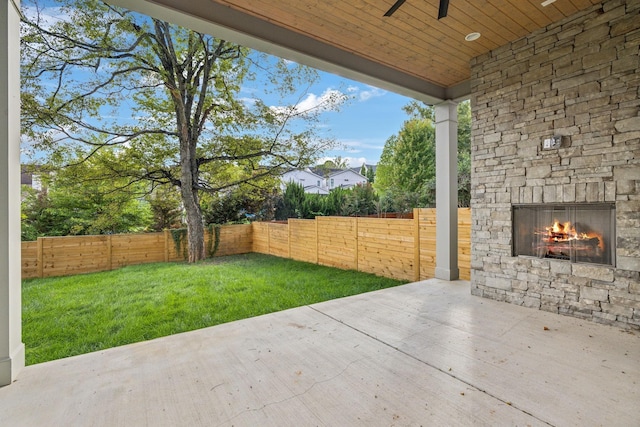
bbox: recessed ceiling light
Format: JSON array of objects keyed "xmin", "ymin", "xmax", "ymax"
[
  {"xmin": 465, "ymin": 32, "xmax": 481, "ymax": 42},
  {"xmin": 541, "ymin": 0, "xmax": 557, "ymax": 6}
]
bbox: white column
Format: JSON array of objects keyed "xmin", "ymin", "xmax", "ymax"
[
  {"xmin": 0, "ymin": 0, "xmax": 24, "ymax": 386},
  {"xmin": 434, "ymin": 101, "xmax": 459, "ymax": 281}
]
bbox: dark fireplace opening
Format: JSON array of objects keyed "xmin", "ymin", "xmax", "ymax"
[{"xmin": 512, "ymin": 203, "xmax": 615, "ymax": 266}]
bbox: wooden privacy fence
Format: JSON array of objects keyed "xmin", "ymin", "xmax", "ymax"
[
  {"xmin": 21, "ymin": 225, "xmax": 253, "ymax": 279},
  {"xmin": 252, "ymin": 208, "xmax": 471, "ymax": 281},
  {"xmin": 21, "ymin": 209, "xmax": 471, "ymax": 281}
]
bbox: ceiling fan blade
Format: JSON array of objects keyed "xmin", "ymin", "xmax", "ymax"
[
  {"xmin": 437, "ymin": 0, "xmax": 449, "ymax": 19},
  {"xmin": 384, "ymin": 0, "xmax": 407, "ymax": 17}
]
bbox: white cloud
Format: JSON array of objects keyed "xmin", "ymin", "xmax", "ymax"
[
  {"xmin": 346, "ymin": 84, "xmax": 387, "ymax": 102},
  {"xmin": 357, "ymin": 86, "xmax": 386, "ymax": 102},
  {"xmin": 347, "ymin": 157, "xmax": 369, "ymax": 167},
  {"xmin": 270, "ymin": 88, "xmax": 348, "ymax": 118}
]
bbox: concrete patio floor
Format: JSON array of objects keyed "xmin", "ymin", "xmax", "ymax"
[{"xmin": 1, "ymin": 279, "xmax": 638, "ymax": 426}]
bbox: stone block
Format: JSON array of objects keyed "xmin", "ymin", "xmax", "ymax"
[
  {"xmin": 555, "ymin": 280, "xmax": 580, "ymax": 293},
  {"xmin": 563, "ymin": 184, "xmax": 576, "ymax": 202},
  {"xmin": 568, "ymin": 300, "xmax": 596, "ymax": 314},
  {"xmin": 605, "ymin": 181, "xmax": 616, "ymax": 202},
  {"xmin": 612, "ymin": 55, "xmax": 639, "ymax": 74},
  {"xmin": 611, "ymin": 13, "xmax": 640, "ymax": 37},
  {"xmin": 617, "ymin": 200, "xmax": 640, "ymax": 214},
  {"xmin": 484, "ymin": 132, "xmax": 502, "ymax": 144},
  {"xmin": 523, "ymin": 296, "xmax": 541, "ymax": 308},
  {"xmin": 575, "ymin": 183, "xmax": 586, "ymax": 202},
  {"xmin": 573, "ymin": 264, "xmax": 614, "ymax": 282},
  {"xmin": 542, "ymin": 287, "xmax": 565, "ymax": 298},
  {"xmin": 512, "ymin": 280, "xmax": 529, "ymax": 291},
  {"xmin": 550, "ymin": 260, "xmax": 572, "ymax": 275},
  {"xmin": 527, "ymin": 165, "xmax": 551, "ymax": 179},
  {"xmin": 488, "ymin": 277, "xmax": 512, "ymax": 291},
  {"xmin": 580, "ymin": 286, "xmax": 609, "ymax": 302},
  {"xmin": 592, "ymin": 311, "xmax": 618, "ymax": 323},
  {"xmin": 506, "ymin": 293, "xmax": 525, "ymax": 305},
  {"xmin": 544, "ymin": 185, "xmax": 557, "ymax": 203},
  {"xmin": 614, "ymin": 166, "xmax": 640, "ymax": 181},
  {"xmin": 570, "ymin": 154, "xmax": 604, "ymax": 169},
  {"xmin": 496, "ymin": 191, "xmax": 511, "ymax": 203},
  {"xmin": 496, "ymin": 145, "xmax": 517, "ymax": 157},
  {"xmin": 542, "ymin": 295, "xmax": 563, "ymax": 305},
  {"xmin": 533, "ymin": 186, "xmax": 544, "ymax": 203},
  {"xmin": 609, "ymin": 292, "xmax": 640, "ymax": 309},
  {"xmin": 583, "ymin": 49, "xmax": 617, "ymax": 70},
  {"xmin": 586, "ymin": 182, "xmax": 600, "ymax": 202},
  {"xmin": 560, "ymin": 307, "xmax": 592, "ymax": 319},
  {"xmin": 617, "ymin": 256, "xmax": 640, "ymax": 273},
  {"xmin": 601, "ymin": 303, "xmax": 634, "ymax": 318},
  {"xmin": 614, "ymin": 117, "xmax": 640, "ymax": 133}
]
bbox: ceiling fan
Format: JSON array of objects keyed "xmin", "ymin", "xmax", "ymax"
[{"xmin": 384, "ymin": 0, "xmax": 449, "ymax": 19}]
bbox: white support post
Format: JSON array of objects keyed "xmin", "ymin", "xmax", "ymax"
[
  {"xmin": 434, "ymin": 101, "xmax": 459, "ymax": 281},
  {"xmin": 0, "ymin": 0, "xmax": 24, "ymax": 386}
]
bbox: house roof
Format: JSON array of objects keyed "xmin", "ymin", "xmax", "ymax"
[
  {"xmin": 282, "ymin": 169, "xmax": 324, "ymax": 180},
  {"xmin": 112, "ymin": 0, "xmax": 601, "ymax": 104},
  {"xmin": 351, "ymin": 165, "xmax": 377, "ymax": 175},
  {"xmin": 329, "ymin": 169, "xmax": 368, "ymax": 180}
]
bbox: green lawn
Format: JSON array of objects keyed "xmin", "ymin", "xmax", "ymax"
[{"xmin": 22, "ymin": 253, "xmax": 407, "ymax": 365}]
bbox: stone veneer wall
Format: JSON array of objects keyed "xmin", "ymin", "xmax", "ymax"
[{"xmin": 469, "ymin": 0, "xmax": 640, "ymax": 329}]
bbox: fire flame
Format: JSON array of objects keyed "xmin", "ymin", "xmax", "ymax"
[{"xmin": 542, "ymin": 220, "xmax": 603, "ymax": 250}]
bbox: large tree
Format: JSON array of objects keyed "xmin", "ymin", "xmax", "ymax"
[
  {"xmin": 21, "ymin": 0, "xmax": 343, "ymax": 261},
  {"xmin": 374, "ymin": 100, "xmax": 471, "ymax": 208}
]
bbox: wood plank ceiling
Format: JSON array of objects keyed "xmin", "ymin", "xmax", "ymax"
[
  {"xmin": 210, "ymin": 0, "xmax": 602, "ymax": 88},
  {"xmin": 110, "ymin": 0, "xmax": 603, "ymax": 101}
]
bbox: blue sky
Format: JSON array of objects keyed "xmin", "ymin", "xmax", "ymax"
[
  {"xmin": 238, "ymin": 55, "xmax": 415, "ymax": 167},
  {"xmin": 286, "ymin": 72, "xmax": 413, "ymax": 167}
]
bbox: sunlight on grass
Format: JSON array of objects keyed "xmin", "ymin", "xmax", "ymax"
[{"xmin": 22, "ymin": 253, "xmax": 407, "ymax": 365}]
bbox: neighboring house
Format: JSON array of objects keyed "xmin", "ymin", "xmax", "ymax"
[
  {"xmin": 326, "ymin": 169, "xmax": 368, "ymax": 190},
  {"xmin": 280, "ymin": 168, "xmax": 327, "ymax": 194},
  {"xmin": 281, "ymin": 167, "xmax": 370, "ymax": 193}
]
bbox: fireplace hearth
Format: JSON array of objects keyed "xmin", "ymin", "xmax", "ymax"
[{"xmin": 512, "ymin": 204, "xmax": 615, "ymax": 266}]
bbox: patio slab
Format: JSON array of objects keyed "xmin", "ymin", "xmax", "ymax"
[{"xmin": 1, "ymin": 279, "xmax": 638, "ymax": 426}]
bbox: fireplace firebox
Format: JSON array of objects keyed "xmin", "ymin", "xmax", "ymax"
[{"xmin": 512, "ymin": 204, "xmax": 615, "ymax": 266}]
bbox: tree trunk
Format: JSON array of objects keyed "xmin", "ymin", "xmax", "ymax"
[
  {"xmin": 181, "ymin": 184, "xmax": 205, "ymax": 262},
  {"xmin": 179, "ymin": 133, "xmax": 206, "ymax": 262}
]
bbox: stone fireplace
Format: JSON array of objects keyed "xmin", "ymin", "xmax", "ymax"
[{"xmin": 470, "ymin": 0, "xmax": 640, "ymax": 329}]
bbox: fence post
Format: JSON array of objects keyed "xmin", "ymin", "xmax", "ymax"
[
  {"xmin": 164, "ymin": 229, "xmax": 170, "ymax": 262},
  {"xmin": 267, "ymin": 223, "xmax": 271, "ymax": 255},
  {"xmin": 37, "ymin": 236, "xmax": 43, "ymax": 278},
  {"xmin": 354, "ymin": 217, "xmax": 359, "ymax": 272},
  {"xmin": 413, "ymin": 208, "xmax": 421, "ymax": 281},
  {"xmin": 287, "ymin": 219, "xmax": 292, "ymax": 259},
  {"xmin": 107, "ymin": 235, "xmax": 113, "ymax": 271},
  {"xmin": 315, "ymin": 217, "xmax": 319, "ymax": 264}
]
